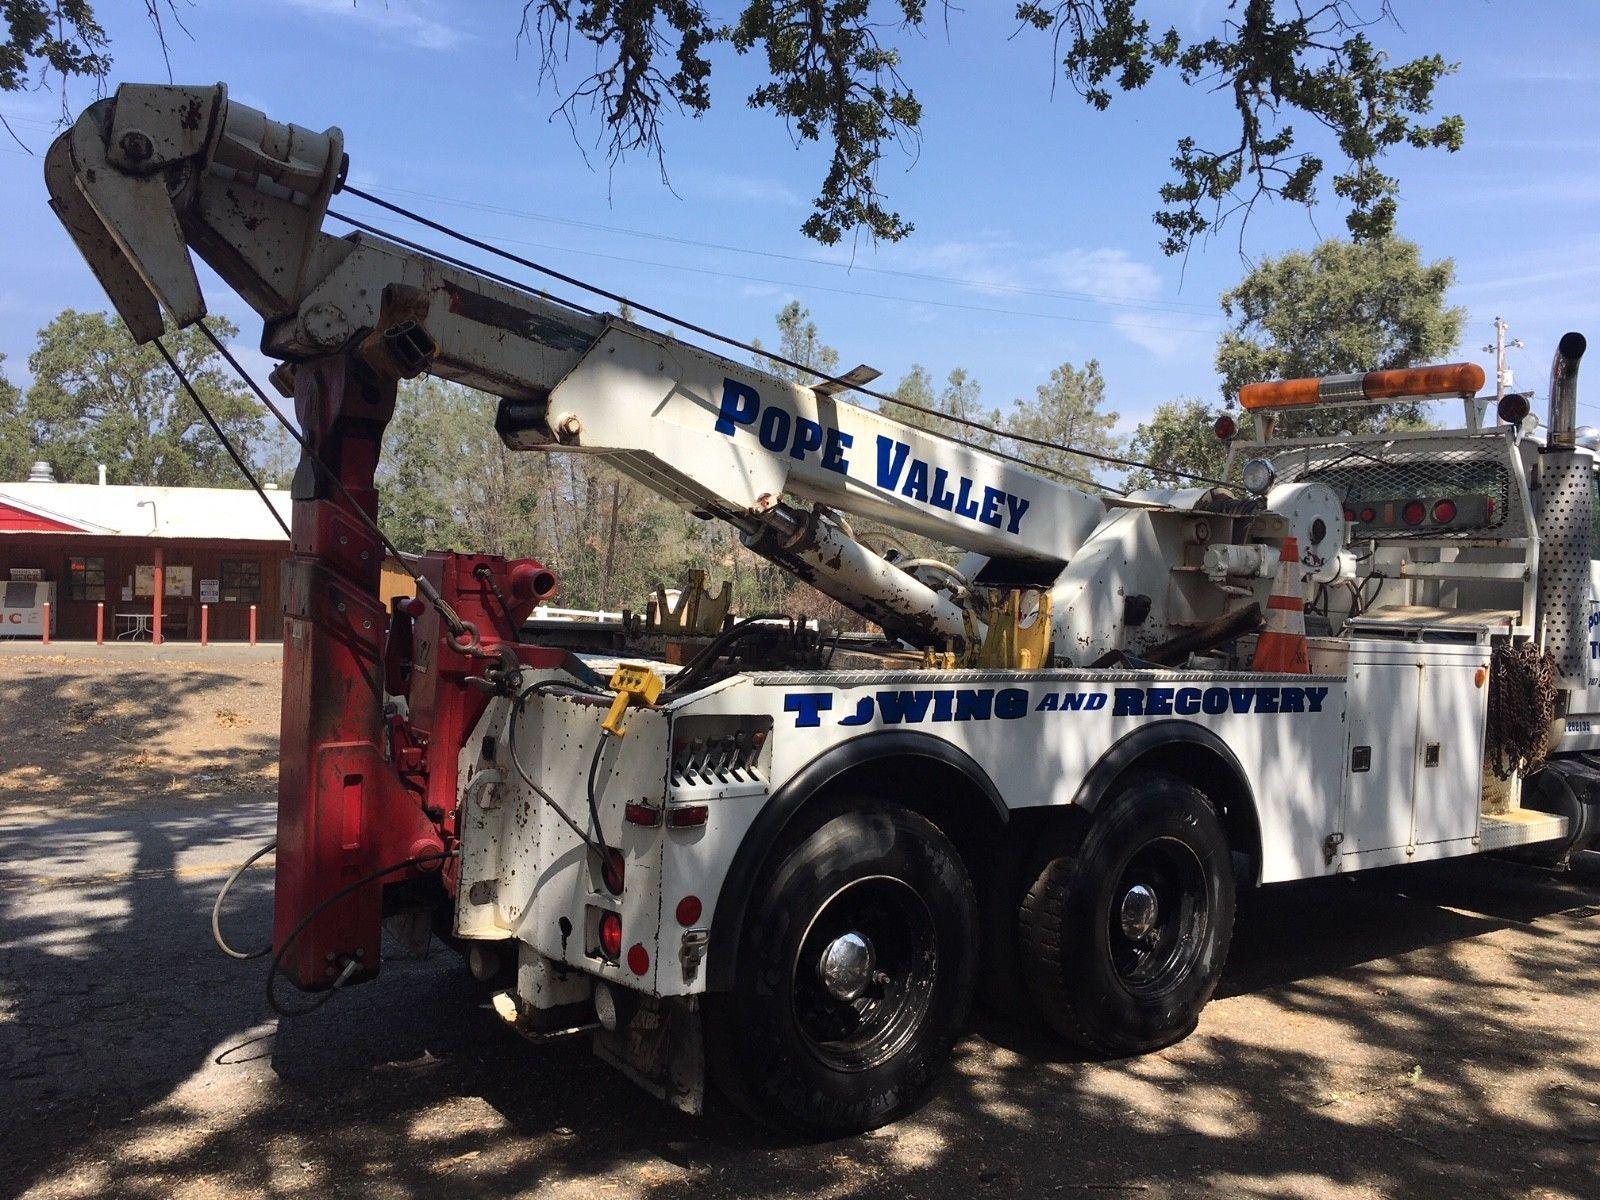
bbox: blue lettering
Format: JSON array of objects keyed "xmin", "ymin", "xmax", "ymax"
[
  {"xmin": 1256, "ymin": 689, "xmax": 1280, "ymax": 714},
  {"xmin": 1004, "ymin": 493, "xmax": 1030, "ymax": 535},
  {"xmin": 1059, "ymin": 693, "xmax": 1089, "ymax": 711},
  {"xmin": 954, "ymin": 477, "xmax": 980, "ymax": 520},
  {"xmin": 1145, "ymin": 687, "xmax": 1174, "ymax": 716},
  {"xmin": 791, "ymin": 417, "xmax": 824, "ymax": 461},
  {"xmin": 1202, "ymin": 688, "xmax": 1229, "ymax": 714},
  {"xmin": 903, "ymin": 459, "xmax": 931, "ymax": 503},
  {"xmin": 758, "ymin": 406, "xmax": 791, "ymax": 452},
  {"xmin": 1036, "ymin": 693, "xmax": 1061, "ymax": 711},
  {"xmin": 979, "ymin": 486, "xmax": 1005, "ymax": 528},
  {"xmin": 1084, "ymin": 693, "xmax": 1107, "ymax": 710},
  {"xmin": 878, "ymin": 690, "xmax": 934, "ymax": 724},
  {"xmin": 1229, "ymin": 688, "xmax": 1256, "ymax": 714},
  {"xmin": 932, "ymin": 692, "xmax": 954, "ymax": 722},
  {"xmin": 1305, "ymin": 687, "xmax": 1329, "ymax": 714},
  {"xmin": 784, "ymin": 693, "xmax": 831, "ymax": 728},
  {"xmin": 1113, "ymin": 688, "xmax": 1145, "ymax": 716},
  {"xmin": 876, "ymin": 437, "xmax": 910, "ymax": 490},
  {"xmin": 954, "ymin": 690, "xmax": 993, "ymax": 721},
  {"xmin": 822, "ymin": 428, "xmax": 852, "ymax": 474},
  {"xmin": 1175, "ymin": 687, "xmax": 1202, "ymax": 715},
  {"xmin": 716, "ymin": 379, "xmax": 760, "ymax": 435},
  {"xmin": 840, "ymin": 697, "xmax": 875, "ymax": 726},
  {"xmin": 929, "ymin": 468, "xmax": 958, "ymax": 511},
  {"xmin": 1279, "ymin": 687, "xmax": 1305, "ymax": 713},
  {"xmin": 995, "ymin": 688, "xmax": 1029, "ymax": 719}
]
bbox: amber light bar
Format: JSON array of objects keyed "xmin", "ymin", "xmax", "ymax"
[{"xmin": 1240, "ymin": 363, "xmax": 1486, "ymax": 412}]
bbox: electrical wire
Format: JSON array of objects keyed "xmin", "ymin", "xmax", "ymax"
[
  {"xmin": 153, "ymin": 338, "xmax": 291, "ymax": 538},
  {"xmin": 211, "ymin": 838, "xmax": 277, "ymax": 960},
  {"xmin": 192, "ymin": 320, "xmax": 477, "ymax": 646},
  {"xmin": 267, "ymin": 848, "xmax": 456, "ymax": 1018},
  {"xmin": 507, "ymin": 680, "xmax": 605, "ymax": 848},
  {"xmin": 659, "ymin": 613, "xmax": 792, "ymax": 699},
  {"xmin": 335, "ymin": 186, "xmax": 1223, "ymax": 488},
  {"xmin": 326, "ymin": 207, "xmax": 1119, "ymax": 497}
]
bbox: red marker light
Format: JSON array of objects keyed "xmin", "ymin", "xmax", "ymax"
[
  {"xmin": 601, "ymin": 848, "xmax": 625, "ymax": 895},
  {"xmin": 598, "ymin": 911, "xmax": 622, "ymax": 959},
  {"xmin": 1432, "ymin": 499, "xmax": 1458, "ymax": 524},
  {"xmin": 675, "ymin": 895, "xmax": 703, "ymax": 927},
  {"xmin": 1213, "ymin": 413, "xmax": 1238, "ymax": 441},
  {"xmin": 1402, "ymin": 500, "xmax": 1427, "ymax": 526},
  {"xmin": 624, "ymin": 802, "xmax": 661, "ymax": 827},
  {"xmin": 1359, "ymin": 507, "xmax": 1376, "ymax": 524},
  {"xmin": 627, "ymin": 943, "xmax": 650, "ymax": 976},
  {"xmin": 1344, "ymin": 508, "xmax": 1356, "ymax": 522},
  {"xmin": 667, "ymin": 804, "xmax": 709, "ymax": 828}
]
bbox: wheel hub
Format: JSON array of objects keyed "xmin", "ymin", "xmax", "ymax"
[
  {"xmin": 1119, "ymin": 883, "xmax": 1159, "ymax": 940},
  {"xmin": 817, "ymin": 931, "xmax": 875, "ymax": 1001}
]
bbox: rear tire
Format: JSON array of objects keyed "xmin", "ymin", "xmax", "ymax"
[
  {"xmin": 707, "ymin": 800, "xmax": 977, "ymax": 1134},
  {"xmin": 1020, "ymin": 773, "xmax": 1234, "ymax": 1057}
]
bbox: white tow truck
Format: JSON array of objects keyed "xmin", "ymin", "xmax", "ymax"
[{"xmin": 47, "ymin": 83, "xmax": 1600, "ymax": 1134}]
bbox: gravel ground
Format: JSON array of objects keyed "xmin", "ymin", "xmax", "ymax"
[{"xmin": 1, "ymin": 651, "xmax": 1598, "ymax": 1200}]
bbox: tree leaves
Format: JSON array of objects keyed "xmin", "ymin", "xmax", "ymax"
[
  {"xmin": 21, "ymin": 310, "xmax": 265, "ymax": 486},
  {"xmin": 521, "ymin": 2, "xmax": 1461, "ymax": 253}
]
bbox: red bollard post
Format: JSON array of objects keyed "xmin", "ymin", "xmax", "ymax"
[
  {"xmin": 42, "ymin": 601, "xmax": 51, "ymax": 645},
  {"xmin": 96, "ymin": 601, "xmax": 104, "ymax": 645},
  {"xmin": 200, "ymin": 603, "xmax": 210, "ymax": 647},
  {"xmin": 249, "ymin": 604, "xmax": 258, "ymax": 646}
]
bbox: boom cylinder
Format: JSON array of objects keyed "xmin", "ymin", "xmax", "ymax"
[{"xmin": 743, "ymin": 506, "xmax": 973, "ymax": 647}]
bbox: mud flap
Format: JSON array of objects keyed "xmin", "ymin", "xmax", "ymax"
[{"xmin": 593, "ymin": 994, "xmax": 705, "ymax": 1116}]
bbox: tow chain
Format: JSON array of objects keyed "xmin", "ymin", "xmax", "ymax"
[{"xmin": 1486, "ymin": 641, "xmax": 1558, "ymax": 780}]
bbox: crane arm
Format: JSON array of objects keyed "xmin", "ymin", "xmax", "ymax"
[{"xmin": 46, "ymin": 84, "xmax": 1107, "ymax": 644}]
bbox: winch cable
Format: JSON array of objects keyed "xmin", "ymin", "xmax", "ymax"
[
  {"xmin": 211, "ymin": 837, "xmax": 278, "ymax": 960},
  {"xmin": 153, "ymin": 338, "xmax": 291, "ymax": 538},
  {"xmin": 329, "ymin": 205, "xmax": 1117, "ymax": 496},
  {"xmin": 192, "ymin": 321, "xmax": 479, "ymax": 650},
  {"xmin": 267, "ymin": 847, "xmax": 458, "ymax": 1018},
  {"xmin": 331, "ymin": 194, "xmax": 1209, "ymax": 493}
]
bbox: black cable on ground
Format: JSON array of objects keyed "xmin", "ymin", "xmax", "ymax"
[
  {"xmin": 267, "ymin": 848, "xmax": 457, "ymax": 1018},
  {"xmin": 333, "ymin": 192, "xmax": 1210, "ymax": 491},
  {"xmin": 153, "ymin": 338, "xmax": 291, "ymax": 538}
]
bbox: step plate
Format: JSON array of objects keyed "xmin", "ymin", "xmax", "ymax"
[{"xmin": 1480, "ymin": 811, "xmax": 1569, "ymax": 851}]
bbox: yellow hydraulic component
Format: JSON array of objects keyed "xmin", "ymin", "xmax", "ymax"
[
  {"xmin": 602, "ymin": 664, "xmax": 665, "ymax": 737},
  {"xmin": 652, "ymin": 569, "xmax": 731, "ymax": 636},
  {"xmin": 970, "ymin": 590, "xmax": 1053, "ymax": 670}
]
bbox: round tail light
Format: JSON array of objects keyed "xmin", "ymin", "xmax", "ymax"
[
  {"xmin": 626, "ymin": 943, "xmax": 650, "ymax": 976},
  {"xmin": 1402, "ymin": 500, "xmax": 1427, "ymax": 525},
  {"xmin": 1359, "ymin": 507, "xmax": 1376, "ymax": 524},
  {"xmin": 675, "ymin": 895, "xmax": 703, "ymax": 927},
  {"xmin": 1213, "ymin": 413, "xmax": 1238, "ymax": 440},
  {"xmin": 598, "ymin": 911, "xmax": 622, "ymax": 959},
  {"xmin": 1432, "ymin": 499, "xmax": 1458, "ymax": 523}
]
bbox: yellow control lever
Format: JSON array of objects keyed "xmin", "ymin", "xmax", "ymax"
[{"xmin": 602, "ymin": 664, "xmax": 665, "ymax": 737}]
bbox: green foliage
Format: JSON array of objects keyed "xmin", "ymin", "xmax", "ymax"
[
  {"xmin": 1124, "ymin": 397, "xmax": 1229, "ymax": 490},
  {"xmin": 22, "ymin": 310, "xmax": 265, "ymax": 486},
  {"xmin": 0, "ymin": 1, "xmax": 109, "ymax": 94},
  {"xmin": 0, "ymin": 354, "xmax": 30, "ymax": 482},
  {"xmin": 754, "ymin": 300, "xmax": 840, "ymax": 382},
  {"xmin": 523, "ymin": 2, "xmax": 1460, "ymax": 252},
  {"xmin": 883, "ymin": 365, "xmax": 1002, "ymax": 449},
  {"xmin": 1009, "ymin": 360, "xmax": 1121, "ymax": 482},
  {"xmin": 1215, "ymin": 236, "xmax": 1465, "ymax": 436}
]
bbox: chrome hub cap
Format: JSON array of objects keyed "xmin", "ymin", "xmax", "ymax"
[
  {"xmin": 817, "ymin": 931, "xmax": 876, "ymax": 1002},
  {"xmin": 1119, "ymin": 883, "xmax": 1159, "ymax": 941}
]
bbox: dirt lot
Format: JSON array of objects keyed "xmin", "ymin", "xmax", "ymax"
[{"xmin": 1, "ymin": 649, "xmax": 1598, "ymax": 1200}]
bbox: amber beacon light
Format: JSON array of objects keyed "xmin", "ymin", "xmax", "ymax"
[{"xmin": 1240, "ymin": 363, "xmax": 1486, "ymax": 411}]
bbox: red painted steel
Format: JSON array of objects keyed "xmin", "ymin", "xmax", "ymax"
[
  {"xmin": 96, "ymin": 601, "xmax": 104, "ymax": 645},
  {"xmin": 152, "ymin": 546, "xmax": 164, "ymax": 646},
  {"xmin": 200, "ymin": 603, "xmax": 210, "ymax": 646},
  {"xmin": 270, "ymin": 352, "xmax": 572, "ymax": 995},
  {"xmin": 249, "ymin": 604, "xmax": 257, "ymax": 645},
  {"xmin": 41, "ymin": 601, "xmax": 50, "ymax": 645}
]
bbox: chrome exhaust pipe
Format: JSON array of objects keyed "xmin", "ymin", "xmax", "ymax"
[{"xmin": 1547, "ymin": 331, "xmax": 1587, "ymax": 446}]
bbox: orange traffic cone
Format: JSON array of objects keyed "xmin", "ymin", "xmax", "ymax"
[{"xmin": 1252, "ymin": 536, "xmax": 1310, "ymax": 674}]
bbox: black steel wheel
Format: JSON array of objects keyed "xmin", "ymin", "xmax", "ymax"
[
  {"xmin": 1020, "ymin": 773, "xmax": 1234, "ymax": 1056},
  {"xmin": 707, "ymin": 800, "xmax": 977, "ymax": 1133}
]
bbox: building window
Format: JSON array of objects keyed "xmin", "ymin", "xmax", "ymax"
[
  {"xmin": 65, "ymin": 555, "xmax": 106, "ymax": 601},
  {"xmin": 221, "ymin": 559, "xmax": 262, "ymax": 603}
]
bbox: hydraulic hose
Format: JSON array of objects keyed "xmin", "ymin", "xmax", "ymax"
[{"xmin": 211, "ymin": 838, "xmax": 277, "ymax": 960}]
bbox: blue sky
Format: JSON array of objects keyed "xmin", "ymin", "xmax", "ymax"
[{"xmin": 2, "ymin": 1, "xmax": 1599, "ymax": 442}]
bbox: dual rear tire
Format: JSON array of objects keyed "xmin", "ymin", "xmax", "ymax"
[{"xmin": 710, "ymin": 775, "xmax": 1235, "ymax": 1132}]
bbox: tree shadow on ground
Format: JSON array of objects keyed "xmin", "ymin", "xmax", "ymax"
[{"xmin": 2, "ymin": 795, "xmax": 1596, "ymax": 1200}]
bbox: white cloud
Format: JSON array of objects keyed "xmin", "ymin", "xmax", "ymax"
[
  {"xmin": 281, "ymin": 0, "xmax": 466, "ymax": 52},
  {"xmin": 681, "ymin": 171, "xmax": 806, "ymax": 209}
]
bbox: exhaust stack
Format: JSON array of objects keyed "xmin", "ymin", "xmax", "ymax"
[{"xmin": 1537, "ymin": 332, "xmax": 1592, "ymax": 693}]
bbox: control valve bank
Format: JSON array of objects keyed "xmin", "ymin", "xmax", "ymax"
[{"xmin": 49, "ymin": 82, "xmax": 1600, "ymax": 1135}]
